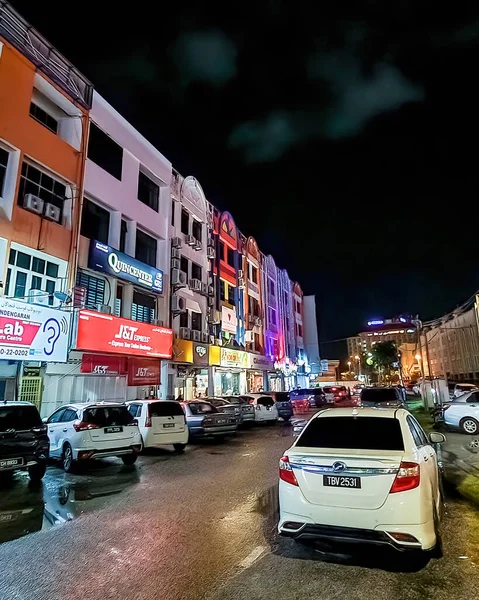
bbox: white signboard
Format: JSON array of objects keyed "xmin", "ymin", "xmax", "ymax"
[
  {"xmin": 0, "ymin": 297, "xmax": 71, "ymax": 362},
  {"xmin": 221, "ymin": 306, "xmax": 238, "ymax": 334},
  {"xmin": 320, "ymin": 359, "xmax": 329, "ymax": 373}
]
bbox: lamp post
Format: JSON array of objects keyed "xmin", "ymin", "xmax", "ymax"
[
  {"xmin": 347, "ymin": 360, "xmax": 352, "ymax": 376},
  {"xmin": 354, "ymin": 355, "xmax": 361, "ymax": 378}
]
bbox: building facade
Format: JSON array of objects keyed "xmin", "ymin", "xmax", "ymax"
[{"xmin": 0, "ymin": 3, "xmax": 91, "ymax": 404}]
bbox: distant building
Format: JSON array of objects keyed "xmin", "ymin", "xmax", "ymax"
[{"xmin": 347, "ymin": 317, "xmax": 417, "ymax": 358}]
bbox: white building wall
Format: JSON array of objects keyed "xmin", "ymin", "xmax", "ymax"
[{"xmin": 303, "ymin": 295, "xmax": 321, "ymax": 373}]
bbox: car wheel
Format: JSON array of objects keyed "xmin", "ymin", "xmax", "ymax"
[
  {"xmin": 62, "ymin": 443, "xmax": 75, "ymax": 473},
  {"xmin": 28, "ymin": 461, "xmax": 47, "ymax": 482},
  {"xmin": 460, "ymin": 417, "xmax": 479, "ymax": 435},
  {"xmin": 173, "ymin": 443, "xmax": 186, "ymax": 452},
  {"xmin": 121, "ymin": 454, "xmax": 138, "ymax": 466}
]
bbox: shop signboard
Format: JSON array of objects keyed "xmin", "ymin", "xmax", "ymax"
[
  {"xmin": 193, "ymin": 343, "xmax": 209, "ymax": 366},
  {"xmin": 220, "ymin": 348, "xmax": 249, "ymax": 369},
  {"xmin": 89, "ymin": 240, "xmax": 164, "ymax": 294},
  {"xmin": 0, "ymin": 297, "xmax": 71, "ymax": 362},
  {"xmin": 76, "ymin": 311, "xmax": 173, "ymax": 358},
  {"xmin": 221, "ymin": 306, "xmax": 237, "ymax": 334},
  {"xmin": 249, "ymin": 354, "xmax": 274, "ymax": 371},
  {"xmin": 128, "ymin": 357, "xmax": 160, "ymax": 385},
  {"xmin": 81, "ymin": 354, "xmax": 128, "ymax": 375}
]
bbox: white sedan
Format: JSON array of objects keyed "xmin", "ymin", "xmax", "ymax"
[
  {"xmin": 278, "ymin": 407, "xmax": 445, "ymax": 555},
  {"xmin": 443, "ymin": 389, "xmax": 479, "ymax": 434}
]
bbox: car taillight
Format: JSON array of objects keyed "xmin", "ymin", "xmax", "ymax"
[
  {"xmin": 390, "ymin": 462, "xmax": 420, "ymax": 493},
  {"xmin": 73, "ymin": 420, "xmax": 100, "ymax": 432},
  {"xmin": 279, "ymin": 456, "xmax": 298, "ymax": 486}
]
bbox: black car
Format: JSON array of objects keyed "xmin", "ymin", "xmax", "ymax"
[{"xmin": 0, "ymin": 402, "xmax": 49, "ymax": 482}]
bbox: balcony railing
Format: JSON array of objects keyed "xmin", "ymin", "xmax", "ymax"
[{"xmin": 0, "ymin": 1, "xmax": 93, "ymax": 109}]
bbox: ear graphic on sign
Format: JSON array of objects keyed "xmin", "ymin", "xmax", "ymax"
[{"xmin": 43, "ymin": 318, "xmax": 61, "ymax": 356}]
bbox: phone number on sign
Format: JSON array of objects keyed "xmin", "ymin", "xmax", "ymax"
[{"xmin": 0, "ymin": 347, "xmax": 29, "ymax": 357}]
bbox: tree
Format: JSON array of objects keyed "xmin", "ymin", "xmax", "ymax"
[{"xmin": 370, "ymin": 342, "xmax": 398, "ymax": 381}]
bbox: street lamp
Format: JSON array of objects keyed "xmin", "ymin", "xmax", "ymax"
[
  {"xmin": 354, "ymin": 355, "xmax": 361, "ymax": 377},
  {"xmin": 347, "ymin": 360, "xmax": 351, "ymax": 373}
]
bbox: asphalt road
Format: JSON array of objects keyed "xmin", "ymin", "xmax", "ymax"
[{"xmin": 0, "ymin": 418, "xmax": 478, "ymax": 600}]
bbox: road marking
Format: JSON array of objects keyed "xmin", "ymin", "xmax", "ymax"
[{"xmin": 239, "ymin": 545, "xmax": 267, "ymax": 569}]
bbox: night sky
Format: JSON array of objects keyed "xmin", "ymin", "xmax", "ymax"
[{"xmin": 11, "ymin": 1, "xmax": 479, "ymax": 358}]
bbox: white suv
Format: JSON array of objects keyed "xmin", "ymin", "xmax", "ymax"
[
  {"xmin": 278, "ymin": 407, "xmax": 445, "ymax": 554},
  {"xmin": 45, "ymin": 403, "xmax": 143, "ymax": 472},
  {"xmin": 238, "ymin": 394, "xmax": 278, "ymax": 423},
  {"xmin": 126, "ymin": 400, "xmax": 188, "ymax": 451}
]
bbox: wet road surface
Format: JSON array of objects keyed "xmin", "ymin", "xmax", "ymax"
[{"xmin": 0, "ymin": 417, "xmax": 478, "ymax": 600}]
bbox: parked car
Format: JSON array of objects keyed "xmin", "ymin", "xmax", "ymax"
[
  {"xmin": 238, "ymin": 394, "xmax": 278, "ymax": 423},
  {"xmin": 181, "ymin": 400, "xmax": 238, "ymax": 440},
  {"xmin": 320, "ymin": 386, "xmax": 349, "ymax": 402},
  {"xmin": 352, "ymin": 384, "xmax": 365, "ymax": 396},
  {"xmin": 269, "ymin": 392, "xmax": 294, "ymax": 421},
  {"xmin": 278, "ymin": 407, "xmax": 446, "ymax": 555},
  {"xmin": 45, "ymin": 402, "xmax": 143, "ymax": 472},
  {"xmin": 443, "ymin": 389, "xmax": 479, "ymax": 434},
  {"xmin": 126, "ymin": 400, "xmax": 188, "ymax": 452},
  {"xmin": 221, "ymin": 396, "xmax": 255, "ymax": 425},
  {"xmin": 359, "ymin": 386, "xmax": 406, "ymax": 408},
  {"xmin": 204, "ymin": 397, "xmax": 243, "ymax": 422},
  {"xmin": 452, "ymin": 383, "xmax": 478, "ymax": 399},
  {"xmin": 0, "ymin": 402, "xmax": 49, "ymax": 482},
  {"xmin": 290, "ymin": 388, "xmax": 331, "ymax": 409}
]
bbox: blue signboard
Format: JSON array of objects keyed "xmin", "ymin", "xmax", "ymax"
[{"xmin": 88, "ymin": 241, "xmax": 163, "ymax": 294}]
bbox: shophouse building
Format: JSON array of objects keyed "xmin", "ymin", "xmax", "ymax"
[{"xmin": 0, "ymin": 3, "xmax": 91, "ymax": 405}]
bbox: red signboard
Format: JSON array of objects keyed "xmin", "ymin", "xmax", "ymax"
[
  {"xmin": 81, "ymin": 354, "xmax": 128, "ymax": 375},
  {"xmin": 128, "ymin": 357, "xmax": 160, "ymax": 386},
  {"xmin": 76, "ymin": 311, "xmax": 173, "ymax": 358}
]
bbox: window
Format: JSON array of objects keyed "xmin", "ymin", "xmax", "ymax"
[
  {"xmin": 227, "ymin": 284, "xmax": 235, "ymax": 305},
  {"xmin": 81, "ymin": 199, "xmax": 110, "ymax": 244},
  {"xmin": 120, "ymin": 220, "xmax": 128, "ymax": 253},
  {"xmin": 408, "ymin": 416, "xmax": 428, "ymax": 446},
  {"xmin": 59, "ymin": 409, "xmax": 78, "ymax": 422},
  {"xmin": 191, "ymin": 263, "xmax": 202, "ymax": 281},
  {"xmin": 29, "ymin": 101, "xmax": 58, "ymax": 134},
  {"xmin": 88, "ymin": 122, "xmax": 123, "ymax": 180},
  {"xmin": 115, "ymin": 284, "xmax": 123, "ymax": 317},
  {"xmin": 298, "ymin": 324, "xmax": 303, "ymax": 337},
  {"xmin": 171, "ymin": 199, "xmax": 175, "ymax": 226},
  {"xmin": 268, "ymin": 279, "xmax": 275, "ymax": 297},
  {"xmin": 227, "ymin": 247, "xmax": 235, "ymax": 267},
  {"xmin": 7, "ymin": 247, "xmax": 62, "ymax": 305},
  {"xmin": 220, "ymin": 280, "xmax": 226, "ymax": 302},
  {"xmin": 258, "ymin": 396, "xmax": 275, "ymax": 407},
  {"xmin": 0, "ymin": 147, "xmax": 9, "ymax": 196},
  {"xmin": 251, "ymin": 265, "xmax": 258, "ymax": 284},
  {"xmin": 188, "ymin": 402, "xmax": 218, "ymax": 415},
  {"xmin": 138, "ymin": 171, "xmax": 159, "ymax": 212},
  {"xmin": 298, "ymin": 417, "xmax": 405, "ymax": 451},
  {"xmin": 407, "ymin": 416, "xmax": 423, "ymax": 448},
  {"xmin": 467, "ymin": 392, "xmax": 479, "ymax": 403},
  {"xmin": 269, "ymin": 308, "xmax": 277, "ymax": 326},
  {"xmin": 149, "ymin": 402, "xmax": 184, "ymax": 417},
  {"xmin": 76, "ymin": 271, "xmax": 105, "ymax": 307},
  {"xmin": 219, "ymin": 242, "xmax": 225, "ymax": 261},
  {"xmin": 180, "ymin": 256, "xmax": 189, "ymax": 277},
  {"xmin": 0, "ymin": 405, "xmax": 42, "ymax": 430},
  {"xmin": 191, "ymin": 311, "xmax": 202, "ymax": 332},
  {"xmin": 83, "ymin": 406, "xmax": 134, "ymax": 427},
  {"xmin": 136, "ymin": 229, "xmax": 157, "ymax": 268},
  {"xmin": 181, "ymin": 209, "xmax": 190, "ymax": 235},
  {"xmin": 132, "ymin": 291, "xmax": 155, "ymax": 323},
  {"xmin": 192, "ymin": 219, "xmax": 202, "ymax": 242},
  {"xmin": 18, "ymin": 162, "xmax": 67, "ymax": 216},
  {"xmin": 47, "ymin": 409, "xmax": 66, "ymax": 424},
  {"xmin": 179, "ymin": 310, "xmax": 188, "ymax": 328}
]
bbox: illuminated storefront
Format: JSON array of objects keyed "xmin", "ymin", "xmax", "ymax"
[{"xmin": 171, "ymin": 339, "xmax": 209, "ymax": 400}]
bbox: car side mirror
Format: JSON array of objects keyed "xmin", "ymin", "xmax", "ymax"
[
  {"xmin": 42, "ymin": 417, "xmax": 48, "ymax": 424},
  {"xmin": 429, "ymin": 432, "xmax": 446, "ymax": 444}
]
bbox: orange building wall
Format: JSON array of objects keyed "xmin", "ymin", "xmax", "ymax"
[{"xmin": 0, "ymin": 39, "xmax": 86, "ymax": 261}]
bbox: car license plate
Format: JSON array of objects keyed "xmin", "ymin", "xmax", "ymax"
[
  {"xmin": 163, "ymin": 423, "xmax": 175, "ymax": 428},
  {"xmin": 323, "ymin": 475, "xmax": 361, "ymax": 488},
  {"xmin": 218, "ymin": 419, "xmax": 226, "ymax": 424},
  {"xmin": 0, "ymin": 457, "xmax": 23, "ymax": 469},
  {"xmin": 104, "ymin": 426, "xmax": 123, "ymax": 434}
]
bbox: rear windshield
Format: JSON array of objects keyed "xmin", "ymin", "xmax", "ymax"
[
  {"xmin": 223, "ymin": 396, "xmax": 242, "ymax": 404},
  {"xmin": 149, "ymin": 402, "xmax": 184, "ymax": 417},
  {"xmin": 257, "ymin": 396, "xmax": 274, "ymax": 407},
  {"xmin": 297, "ymin": 416, "xmax": 404, "ymax": 450},
  {"xmin": 360, "ymin": 388, "xmax": 399, "ymax": 403},
  {"xmin": 274, "ymin": 392, "xmax": 290, "ymax": 402},
  {"xmin": 188, "ymin": 402, "xmax": 218, "ymax": 415},
  {"xmin": 322, "ymin": 387, "xmax": 334, "ymax": 393},
  {"xmin": 83, "ymin": 406, "xmax": 134, "ymax": 426},
  {"xmin": 291, "ymin": 389, "xmax": 310, "ymax": 397},
  {"xmin": 0, "ymin": 405, "xmax": 42, "ymax": 431}
]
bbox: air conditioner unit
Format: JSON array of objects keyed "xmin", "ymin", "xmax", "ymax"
[
  {"xmin": 171, "ymin": 258, "xmax": 181, "ymax": 270},
  {"xmin": 194, "ymin": 239, "xmax": 202, "ymax": 251},
  {"xmin": 248, "ymin": 314, "xmax": 255, "ymax": 326},
  {"xmin": 172, "ymin": 237, "xmax": 182, "ymax": 249},
  {"xmin": 171, "ymin": 247, "xmax": 181, "ymax": 259},
  {"xmin": 201, "ymin": 283, "xmax": 208, "ymax": 295},
  {"xmin": 254, "ymin": 316, "xmax": 262, "ymax": 327},
  {"xmin": 171, "ymin": 268, "xmax": 187, "ymax": 286},
  {"xmin": 151, "ymin": 319, "xmax": 164, "ymax": 326},
  {"xmin": 238, "ymin": 269, "xmax": 244, "ymax": 279},
  {"xmin": 238, "ymin": 277, "xmax": 245, "ymax": 289},
  {"xmin": 179, "ymin": 327, "xmax": 191, "ymax": 340},
  {"xmin": 23, "ymin": 193, "xmax": 44, "ymax": 215},
  {"xmin": 201, "ymin": 332, "xmax": 209, "ymax": 344},
  {"xmin": 172, "ymin": 296, "xmax": 186, "ymax": 313},
  {"xmin": 207, "ymin": 237, "xmax": 215, "ymax": 247},
  {"xmin": 192, "ymin": 330, "xmax": 201, "ymax": 342},
  {"xmin": 208, "ymin": 296, "xmax": 214, "ymax": 307},
  {"xmin": 44, "ymin": 203, "xmax": 61, "ymax": 223},
  {"xmin": 208, "ymin": 285, "xmax": 214, "ymax": 296},
  {"xmin": 189, "ymin": 278, "xmax": 202, "ymax": 291},
  {"xmin": 185, "ymin": 234, "xmax": 196, "ymax": 246},
  {"xmin": 245, "ymin": 330, "xmax": 253, "ymax": 343},
  {"xmin": 206, "ymin": 246, "xmax": 215, "ymax": 259},
  {"xmin": 95, "ymin": 303, "xmax": 111, "ymax": 314}
]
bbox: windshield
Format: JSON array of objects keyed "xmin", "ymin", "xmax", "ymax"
[
  {"xmin": 360, "ymin": 388, "xmax": 399, "ymax": 403},
  {"xmin": 188, "ymin": 402, "xmax": 218, "ymax": 415},
  {"xmin": 83, "ymin": 406, "xmax": 134, "ymax": 426},
  {"xmin": 149, "ymin": 402, "xmax": 185, "ymax": 417},
  {"xmin": 297, "ymin": 416, "xmax": 404, "ymax": 450},
  {"xmin": 0, "ymin": 405, "xmax": 42, "ymax": 431}
]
